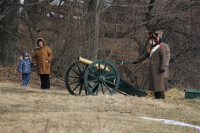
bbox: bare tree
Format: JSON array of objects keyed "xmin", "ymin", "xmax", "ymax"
[
  {"xmin": 14, "ymin": 0, "xmax": 200, "ymax": 89},
  {"xmin": 0, "ymin": 0, "xmax": 20, "ymax": 66}
]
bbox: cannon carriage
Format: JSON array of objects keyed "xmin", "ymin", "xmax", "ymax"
[{"xmin": 65, "ymin": 57, "xmax": 146, "ymax": 97}]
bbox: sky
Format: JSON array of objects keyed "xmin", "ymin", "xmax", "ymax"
[
  {"xmin": 20, "ymin": 0, "xmax": 61, "ymax": 5},
  {"xmin": 20, "ymin": 0, "xmax": 24, "ymax": 4}
]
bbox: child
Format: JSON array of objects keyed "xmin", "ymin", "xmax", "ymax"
[{"xmin": 18, "ymin": 53, "xmax": 33, "ymax": 86}]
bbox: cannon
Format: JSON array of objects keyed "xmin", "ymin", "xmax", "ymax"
[{"xmin": 65, "ymin": 57, "xmax": 146, "ymax": 96}]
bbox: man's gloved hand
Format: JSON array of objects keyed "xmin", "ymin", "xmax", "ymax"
[
  {"xmin": 132, "ymin": 61, "xmax": 137, "ymax": 64},
  {"xmin": 133, "ymin": 60, "xmax": 137, "ymax": 64},
  {"xmin": 160, "ymin": 70, "xmax": 165, "ymax": 73}
]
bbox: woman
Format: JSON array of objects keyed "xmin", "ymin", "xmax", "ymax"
[{"xmin": 32, "ymin": 38, "xmax": 53, "ymax": 89}]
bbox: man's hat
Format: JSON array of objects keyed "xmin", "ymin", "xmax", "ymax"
[
  {"xmin": 148, "ymin": 32, "xmax": 158, "ymax": 39},
  {"xmin": 155, "ymin": 30, "xmax": 164, "ymax": 38}
]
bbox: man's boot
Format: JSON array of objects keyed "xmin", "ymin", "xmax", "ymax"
[
  {"xmin": 160, "ymin": 91, "xmax": 165, "ymax": 99},
  {"xmin": 154, "ymin": 92, "xmax": 160, "ymax": 99}
]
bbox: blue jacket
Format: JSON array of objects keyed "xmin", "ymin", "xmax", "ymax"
[{"xmin": 18, "ymin": 59, "xmax": 33, "ymax": 74}]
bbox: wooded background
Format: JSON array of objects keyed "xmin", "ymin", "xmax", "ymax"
[{"xmin": 0, "ymin": 0, "xmax": 199, "ymax": 90}]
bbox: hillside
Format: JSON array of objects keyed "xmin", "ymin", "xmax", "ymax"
[
  {"xmin": 0, "ymin": 65, "xmax": 66, "ymax": 90},
  {"xmin": 0, "ymin": 66, "xmax": 200, "ymax": 133}
]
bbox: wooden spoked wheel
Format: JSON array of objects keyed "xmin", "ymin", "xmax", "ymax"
[
  {"xmin": 65, "ymin": 61, "xmax": 88, "ymax": 95},
  {"xmin": 84, "ymin": 60, "xmax": 120, "ymax": 96}
]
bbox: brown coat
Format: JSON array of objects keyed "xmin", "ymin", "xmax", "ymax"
[
  {"xmin": 161, "ymin": 42, "xmax": 170, "ymax": 78},
  {"xmin": 32, "ymin": 38, "xmax": 53, "ymax": 74},
  {"xmin": 135, "ymin": 44, "xmax": 166, "ymax": 92}
]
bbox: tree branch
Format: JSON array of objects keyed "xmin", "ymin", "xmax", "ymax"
[{"xmin": 20, "ymin": 16, "xmax": 42, "ymax": 32}]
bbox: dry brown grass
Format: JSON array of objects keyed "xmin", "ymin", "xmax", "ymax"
[
  {"xmin": 0, "ymin": 65, "xmax": 66, "ymax": 90},
  {"xmin": 0, "ymin": 81, "xmax": 200, "ymax": 133},
  {"xmin": 146, "ymin": 88, "xmax": 185, "ymax": 99}
]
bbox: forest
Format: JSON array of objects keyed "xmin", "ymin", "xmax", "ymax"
[{"xmin": 0, "ymin": 0, "xmax": 200, "ymax": 90}]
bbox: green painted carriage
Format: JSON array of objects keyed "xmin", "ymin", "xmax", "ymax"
[{"xmin": 65, "ymin": 57, "xmax": 146, "ymax": 96}]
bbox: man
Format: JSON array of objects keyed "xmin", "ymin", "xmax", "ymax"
[
  {"xmin": 133, "ymin": 32, "xmax": 166, "ymax": 99},
  {"xmin": 156, "ymin": 30, "xmax": 170, "ymax": 90}
]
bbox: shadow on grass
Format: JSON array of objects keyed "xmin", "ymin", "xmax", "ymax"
[{"xmin": 0, "ymin": 87, "xmax": 68, "ymax": 96}]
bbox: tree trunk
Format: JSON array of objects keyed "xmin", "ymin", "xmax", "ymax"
[
  {"xmin": 82, "ymin": 0, "xmax": 101, "ymax": 60},
  {"xmin": 93, "ymin": 0, "xmax": 101, "ymax": 60},
  {"xmin": 0, "ymin": 0, "xmax": 20, "ymax": 66}
]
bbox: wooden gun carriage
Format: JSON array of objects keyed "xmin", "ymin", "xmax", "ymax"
[{"xmin": 65, "ymin": 57, "xmax": 146, "ymax": 96}]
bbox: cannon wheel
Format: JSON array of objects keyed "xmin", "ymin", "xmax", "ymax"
[
  {"xmin": 65, "ymin": 61, "xmax": 88, "ymax": 95},
  {"xmin": 84, "ymin": 60, "xmax": 120, "ymax": 96}
]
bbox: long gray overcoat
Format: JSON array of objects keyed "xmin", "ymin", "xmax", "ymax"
[
  {"xmin": 135, "ymin": 44, "xmax": 166, "ymax": 92},
  {"xmin": 161, "ymin": 42, "xmax": 170, "ymax": 78}
]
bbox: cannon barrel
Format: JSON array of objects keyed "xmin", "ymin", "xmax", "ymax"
[
  {"xmin": 78, "ymin": 57, "xmax": 109, "ymax": 71},
  {"xmin": 78, "ymin": 57, "xmax": 93, "ymax": 65}
]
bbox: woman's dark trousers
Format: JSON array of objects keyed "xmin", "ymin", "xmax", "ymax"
[{"xmin": 40, "ymin": 74, "xmax": 50, "ymax": 89}]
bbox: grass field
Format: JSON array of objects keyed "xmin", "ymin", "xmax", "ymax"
[{"xmin": 0, "ymin": 82, "xmax": 200, "ymax": 133}]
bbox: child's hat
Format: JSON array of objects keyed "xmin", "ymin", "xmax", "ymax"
[{"xmin": 23, "ymin": 53, "xmax": 29, "ymax": 57}]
